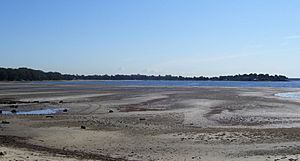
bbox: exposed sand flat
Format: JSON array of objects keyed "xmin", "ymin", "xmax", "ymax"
[
  {"xmin": 1, "ymin": 82, "xmax": 300, "ymax": 161},
  {"xmin": 99, "ymin": 92, "xmax": 171, "ymax": 106},
  {"xmin": 179, "ymin": 99, "xmax": 225, "ymax": 127},
  {"xmin": 0, "ymin": 146, "xmax": 88, "ymax": 161},
  {"xmin": 19, "ymin": 93, "xmax": 113, "ymax": 102}
]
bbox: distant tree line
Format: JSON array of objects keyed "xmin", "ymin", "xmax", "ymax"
[{"xmin": 0, "ymin": 67, "xmax": 289, "ymax": 81}]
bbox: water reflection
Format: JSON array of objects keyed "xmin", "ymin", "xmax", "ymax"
[{"xmin": 1, "ymin": 108, "xmax": 66, "ymax": 115}]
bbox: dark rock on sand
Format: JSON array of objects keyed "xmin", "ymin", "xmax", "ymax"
[
  {"xmin": 9, "ymin": 105, "xmax": 18, "ymax": 108},
  {"xmin": 289, "ymin": 158, "xmax": 298, "ymax": 161},
  {"xmin": 1, "ymin": 121, "xmax": 10, "ymax": 124},
  {"xmin": 81, "ymin": 126, "xmax": 86, "ymax": 129}
]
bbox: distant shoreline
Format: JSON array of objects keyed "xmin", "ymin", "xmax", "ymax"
[
  {"xmin": 0, "ymin": 67, "xmax": 289, "ymax": 82},
  {"xmin": 4, "ymin": 79, "xmax": 293, "ymax": 82}
]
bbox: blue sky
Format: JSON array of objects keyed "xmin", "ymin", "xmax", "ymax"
[{"xmin": 1, "ymin": 0, "xmax": 300, "ymax": 77}]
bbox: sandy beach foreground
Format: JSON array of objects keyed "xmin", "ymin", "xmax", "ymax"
[{"xmin": 1, "ymin": 82, "xmax": 300, "ymax": 161}]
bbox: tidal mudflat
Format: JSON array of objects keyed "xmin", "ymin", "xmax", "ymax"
[{"xmin": 1, "ymin": 82, "xmax": 300, "ymax": 161}]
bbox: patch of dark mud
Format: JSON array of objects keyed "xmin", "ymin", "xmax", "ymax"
[
  {"xmin": 0, "ymin": 98, "xmax": 50, "ymax": 104},
  {"xmin": 0, "ymin": 135, "xmax": 132, "ymax": 161}
]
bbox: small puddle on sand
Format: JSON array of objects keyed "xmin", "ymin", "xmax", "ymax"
[
  {"xmin": 1, "ymin": 108, "xmax": 66, "ymax": 115},
  {"xmin": 275, "ymin": 92, "xmax": 300, "ymax": 99}
]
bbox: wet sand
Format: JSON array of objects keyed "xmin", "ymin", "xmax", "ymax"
[{"xmin": 1, "ymin": 82, "xmax": 300, "ymax": 161}]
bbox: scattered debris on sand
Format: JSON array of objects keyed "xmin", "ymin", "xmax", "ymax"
[{"xmin": 0, "ymin": 151, "xmax": 6, "ymax": 156}]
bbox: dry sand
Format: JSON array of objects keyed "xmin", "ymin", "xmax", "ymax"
[
  {"xmin": 0, "ymin": 146, "xmax": 87, "ymax": 161},
  {"xmin": 1, "ymin": 82, "xmax": 300, "ymax": 161}
]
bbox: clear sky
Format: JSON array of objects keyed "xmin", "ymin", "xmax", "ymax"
[{"xmin": 1, "ymin": 0, "xmax": 300, "ymax": 77}]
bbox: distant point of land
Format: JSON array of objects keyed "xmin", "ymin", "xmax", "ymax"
[{"xmin": 0, "ymin": 67, "xmax": 288, "ymax": 81}]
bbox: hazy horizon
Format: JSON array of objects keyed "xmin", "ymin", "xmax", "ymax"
[{"xmin": 1, "ymin": 0, "xmax": 300, "ymax": 77}]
